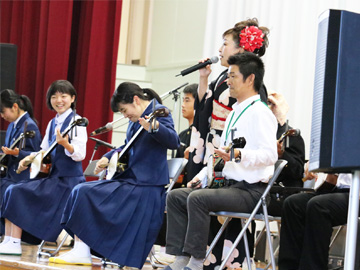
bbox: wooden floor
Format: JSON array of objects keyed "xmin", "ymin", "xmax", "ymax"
[
  {"xmin": 0, "ymin": 243, "xmax": 154, "ymax": 270},
  {"xmin": 0, "ymin": 243, "xmax": 272, "ymax": 270}
]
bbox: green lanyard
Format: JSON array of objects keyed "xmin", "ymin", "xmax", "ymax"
[{"xmin": 225, "ymin": 99, "xmax": 261, "ymax": 142}]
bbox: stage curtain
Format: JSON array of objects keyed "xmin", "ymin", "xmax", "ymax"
[{"xmin": 1, "ymin": 0, "xmax": 122, "ymax": 168}]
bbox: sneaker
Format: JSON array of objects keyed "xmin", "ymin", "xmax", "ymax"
[
  {"xmin": 49, "ymin": 250, "xmax": 92, "ymax": 265},
  {"xmin": 0, "ymin": 241, "xmax": 22, "ymax": 256}
]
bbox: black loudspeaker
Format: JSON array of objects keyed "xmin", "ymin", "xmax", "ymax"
[
  {"xmin": 309, "ymin": 10, "xmax": 360, "ymax": 173},
  {"xmin": 0, "ymin": 43, "xmax": 17, "ymax": 91}
]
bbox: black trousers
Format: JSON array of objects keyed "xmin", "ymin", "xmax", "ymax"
[
  {"xmin": 165, "ymin": 181, "xmax": 266, "ymax": 259},
  {"xmin": 278, "ymin": 189, "xmax": 354, "ymax": 270}
]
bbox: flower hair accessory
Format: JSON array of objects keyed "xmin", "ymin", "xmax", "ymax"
[{"xmin": 239, "ymin": 26, "xmax": 264, "ymax": 52}]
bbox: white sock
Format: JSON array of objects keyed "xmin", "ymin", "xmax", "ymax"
[
  {"xmin": 185, "ymin": 256, "xmax": 203, "ymax": 270},
  {"xmin": 169, "ymin": 255, "xmax": 190, "ymax": 270},
  {"xmin": 10, "ymin": 237, "xmax": 21, "ymax": 247},
  {"xmin": 71, "ymin": 241, "xmax": 91, "ymax": 257},
  {"xmin": 0, "ymin": 236, "xmax": 10, "ymax": 245}
]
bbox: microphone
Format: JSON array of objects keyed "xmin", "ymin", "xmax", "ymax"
[
  {"xmin": 176, "ymin": 56, "xmax": 219, "ymax": 77},
  {"xmin": 89, "ymin": 137, "xmax": 116, "ymax": 149},
  {"xmin": 90, "ymin": 122, "xmax": 113, "ymax": 136}
]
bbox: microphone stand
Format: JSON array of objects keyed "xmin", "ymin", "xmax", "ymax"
[
  {"xmin": 89, "ymin": 142, "xmax": 102, "ymax": 164},
  {"xmin": 86, "ymin": 142, "xmax": 108, "ymax": 180},
  {"xmin": 160, "ymin": 82, "xmax": 189, "ymax": 157}
]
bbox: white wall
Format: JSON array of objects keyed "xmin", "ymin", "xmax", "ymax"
[{"xmin": 147, "ymin": 0, "xmax": 208, "ymax": 133}]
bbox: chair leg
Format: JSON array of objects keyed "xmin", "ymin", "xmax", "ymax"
[
  {"xmin": 101, "ymin": 258, "xmax": 122, "ymax": 268},
  {"xmin": 205, "ymin": 217, "xmax": 232, "ymax": 260},
  {"xmin": 262, "ymin": 201, "xmax": 276, "ymax": 270},
  {"xmin": 37, "ymin": 233, "xmax": 70, "ymax": 257},
  {"xmin": 241, "ymin": 219, "xmax": 252, "ymax": 269},
  {"xmin": 219, "ymin": 199, "xmax": 262, "ymax": 270},
  {"xmin": 254, "ymin": 224, "xmax": 266, "ymax": 248},
  {"xmin": 329, "ymin": 225, "xmax": 344, "ymax": 248},
  {"xmin": 148, "ymin": 246, "xmax": 171, "ymax": 269}
]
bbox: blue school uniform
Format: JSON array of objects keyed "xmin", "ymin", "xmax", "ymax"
[
  {"xmin": 0, "ymin": 113, "xmax": 41, "ymax": 236},
  {"xmin": 61, "ymin": 101, "xmax": 179, "ymax": 268},
  {"xmin": 0, "ymin": 113, "xmax": 41, "ymax": 202},
  {"xmin": 1, "ymin": 111, "xmax": 86, "ymax": 242}
]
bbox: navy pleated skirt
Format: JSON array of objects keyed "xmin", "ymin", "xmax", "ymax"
[
  {"xmin": 1, "ymin": 175, "xmax": 85, "ymax": 242},
  {"xmin": 1, "ymin": 178, "xmax": 17, "ymax": 204},
  {"xmin": 61, "ymin": 179, "xmax": 166, "ymax": 269},
  {"xmin": 1, "ymin": 178, "xmax": 21, "ymax": 235}
]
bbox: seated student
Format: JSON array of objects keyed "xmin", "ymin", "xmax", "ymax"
[
  {"xmin": 0, "ymin": 80, "xmax": 87, "ymax": 255},
  {"xmin": 50, "ymin": 82, "xmax": 180, "ymax": 269},
  {"xmin": 0, "ymin": 90, "xmax": 42, "ymax": 239},
  {"xmin": 267, "ymin": 92, "xmax": 305, "ymax": 216},
  {"xmin": 0, "ymin": 89, "xmax": 42, "ymax": 196},
  {"xmin": 164, "ymin": 52, "xmax": 277, "ymax": 270},
  {"xmin": 278, "ymin": 172, "xmax": 360, "ymax": 270},
  {"xmin": 176, "ymin": 83, "xmax": 197, "ymax": 185}
]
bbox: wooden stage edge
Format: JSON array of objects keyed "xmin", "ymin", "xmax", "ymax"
[
  {"xmin": 0, "ymin": 243, "xmax": 152, "ymax": 270},
  {"xmin": 0, "ymin": 243, "xmax": 271, "ymax": 270}
]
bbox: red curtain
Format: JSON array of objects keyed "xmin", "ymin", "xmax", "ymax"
[{"xmin": 1, "ymin": 0, "xmax": 122, "ymax": 168}]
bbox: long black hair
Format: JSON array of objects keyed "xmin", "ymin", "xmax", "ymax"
[
  {"xmin": 0, "ymin": 89, "xmax": 37, "ymax": 123},
  {"xmin": 110, "ymin": 82, "xmax": 162, "ymax": 112}
]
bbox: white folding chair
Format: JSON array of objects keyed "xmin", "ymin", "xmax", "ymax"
[
  {"xmin": 166, "ymin": 158, "xmax": 188, "ymax": 193},
  {"xmin": 149, "ymin": 157, "xmax": 188, "ymax": 268},
  {"xmin": 205, "ymin": 159, "xmax": 288, "ymax": 270},
  {"xmin": 84, "ymin": 159, "xmax": 105, "ymax": 179}
]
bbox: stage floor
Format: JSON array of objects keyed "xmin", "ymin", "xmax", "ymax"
[
  {"xmin": 0, "ymin": 242, "xmax": 154, "ymax": 270},
  {"xmin": 0, "ymin": 243, "xmax": 271, "ymax": 270}
]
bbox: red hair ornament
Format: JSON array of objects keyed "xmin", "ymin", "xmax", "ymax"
[{"xmin": 239, "ymin": 26, "xmax": 264, "ymax": 52}]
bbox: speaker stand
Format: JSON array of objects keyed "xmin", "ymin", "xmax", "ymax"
[{"xmin": 344, "ymin": 170, "xmax": 360, "ymax": 270}]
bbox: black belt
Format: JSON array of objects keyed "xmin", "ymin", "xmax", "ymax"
[
  {"xmin": 224, "ymin": 179, "xmax": 239, "ymax": 186},
  {"xmin": 224, "ymin": 179, "xmax": 267, "ymax": 187}
]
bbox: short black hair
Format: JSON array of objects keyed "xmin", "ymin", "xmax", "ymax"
[
  {"xmin": 46, "ymin": 80, "xmax": 77, "ymax": 111},
  {"xmin": 183, "ymin": 83, "xmax": 198, "ymax": 99},
  {"xmin": 227, "ymin": 52, "xmax": 265, "ymax": 92}
]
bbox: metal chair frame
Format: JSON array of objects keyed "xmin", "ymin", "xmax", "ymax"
[
  {"xmin": 149, "ymin": 157, "xmax": 188, "ymax": 269},
  {"xmin": 204, "ymin": 159, "xmax": 288, "ymax": 270},
  {"xmin": 37, "ymin": 232, "xmax": 70, "ymax": 257}
]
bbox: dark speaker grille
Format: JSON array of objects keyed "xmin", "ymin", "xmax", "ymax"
[{"xmin": 309, "ymin": 13, "xmax": 329, "ymax": 171}]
